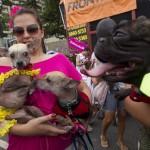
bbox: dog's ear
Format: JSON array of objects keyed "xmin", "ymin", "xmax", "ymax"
[
  {"xmin": 0, "ymin": 47, "xmax": 9, "ymax": 57},
  {"xmin": 63, "ymin": 78, "xmax": 80, "ymax": 88}
]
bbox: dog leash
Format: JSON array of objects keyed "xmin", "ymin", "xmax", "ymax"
[
  {"xmin": 56, "ymin": 92, "xmax": 94, "ymax": 149},
  {"xmin": 71, "ymin": 120, "xmax": 94, "ymax": 150},
  {"xmin": 72, "ymin": 130, "xmax": 94, "ymax": 150}
]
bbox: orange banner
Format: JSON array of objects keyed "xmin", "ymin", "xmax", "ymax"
[{"xmin": 63, "ymin": 0, "xmax": 137, "ymax": 27}]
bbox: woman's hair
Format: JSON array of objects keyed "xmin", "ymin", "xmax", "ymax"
[
  {"xmin": 12, "ymin": 8, "xmax": 42, "ymax": 29},
  {"xmin": 12, "ymin": 8, "xmax": 46, "ymax": 53}
]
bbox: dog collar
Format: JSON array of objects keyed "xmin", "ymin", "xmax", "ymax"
[
  {"xmin": 58, "ymin": 90, "xmax": 80, "ymax": 115},
  {"xmin": 0, "ymin": 68, "xmax": 40, "ymax": 85}
]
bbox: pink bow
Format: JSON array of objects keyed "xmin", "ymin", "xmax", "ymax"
[{"xmin": 71, "ymin": 121, "xmax": 87, "ymax": 134}]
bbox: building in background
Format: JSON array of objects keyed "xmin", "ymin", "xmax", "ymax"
[{"xmin": 0, "ymin": 0, "xmax": 44, "ymax": 36}]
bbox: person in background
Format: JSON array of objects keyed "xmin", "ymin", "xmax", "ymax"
[
  {"xmin": 88, "ymin": 77, "xmax": 106, "ymax": 125},
  {"xmin": 100, "ymin": 82, "xmax": 130, "ymax": 150},
  {"xmin": 76, "ymin": 50, "xmax": 95, "ymax": 132},
  {"xmin": 76, "ymin": 50, "xmax": 91, "ymax": 87},
  {"xmin": 0, "ymin": 8, "xmax": 91, "ymax": 150}
]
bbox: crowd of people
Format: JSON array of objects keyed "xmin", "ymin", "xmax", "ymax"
[{"xmin": 0, "ymin": 7, "xmax": 149, "ymax": 150}]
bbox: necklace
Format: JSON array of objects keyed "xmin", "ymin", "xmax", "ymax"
[{"xmin": 0, "ymin": 68, "xmax": 40, "ymax": 85}]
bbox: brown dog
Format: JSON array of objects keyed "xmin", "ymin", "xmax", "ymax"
[
  {"xmin": 36, "ymin": 71, "xmax": 91, "ymax": 120},
  {"xmin": 36, "ymin": 71, "xmax": 80, "ymax": 101},
  {"xmin": 36, "ymin": 71, "xmax": 92, "ymax": 149}
]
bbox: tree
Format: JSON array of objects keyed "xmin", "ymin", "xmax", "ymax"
[
  {"xmin": 19, "ymin": 0, "xmax": 66, "ymax": 38},
  {"xmin": 0, "ymin": 12, "xmax": 9, "ymax": 37},
  {"xmin": 40, "ymin": 0, "xmax": 66, "ymax": 39},
  {"xmin": 0, "ymin": 0, "xmax": 66, "ymax": 39},
  {"xmin": 21, "ymin": 0, "xmax": 41, "ymax": 11},
  {"xmin": 1, "ymin": 0, "xmax": 12, "ymax": 6}
]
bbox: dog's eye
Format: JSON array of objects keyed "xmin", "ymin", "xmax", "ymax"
[
  {"xmin": 10, "ymin": 53, "xmax": 15, "ymax": 59},
  {"xmin": 23, "ymin": 52, "xmax": 28, "ymax": 57},
  {"xmin": 46, "ymin": 78, "xmax": 51, "ymax": 83}
]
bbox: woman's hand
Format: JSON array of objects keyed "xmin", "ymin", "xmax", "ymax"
[{"xmin": 10, "ymin": 114, "xmax": 69, "ymax": 136}]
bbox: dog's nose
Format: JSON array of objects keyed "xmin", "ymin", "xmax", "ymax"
[{"xmin": 17, "ymin": 61, "xmax": 24, "ymax": 68}]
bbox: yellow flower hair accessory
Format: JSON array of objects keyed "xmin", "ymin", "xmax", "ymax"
[
  {"xmin": 0, "ymin": 106, "xmax": 17, "ymax": 137},
  {"xmin": 0, "ymin": 68, "xmax": 40, "ymax": 136},
  {"xmin": 0, "ymin": 68, "xmax": 40, "ymax": 85}
]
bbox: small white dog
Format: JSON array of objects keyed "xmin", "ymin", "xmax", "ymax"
[{"xmin": 8, "ymin": 43, "xmax": 32, "ymax": 69}]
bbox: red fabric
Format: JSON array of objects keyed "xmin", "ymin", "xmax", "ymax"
[
  {"xmin": 129, "ymin": 89, "xmax": 150, "ymax": 104},
  {"xmin": 53, "ymin": 92, "xmax": 91, "ymax": 118}
]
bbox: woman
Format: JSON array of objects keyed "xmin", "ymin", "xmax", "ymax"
[{"xmin": 0, "ymin": 8, "xmax": 91, "ymax": 150}]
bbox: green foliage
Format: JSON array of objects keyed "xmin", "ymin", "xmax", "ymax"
[
  {"xmin": 41, "ymin": 0, "xmax": 66, "ymax": 39},
  {"xmin": 17, "ymin": 0, "xmax": 66, "ymax": 38},
  {"xmin": 1, "ymin": 0, "xmax": 12, "ymax": 6},
  {"xmin": 0, "ymin": 13, "xmax": 9, "ymax": 37},
  {"xmin": 0, "ymin": 0, "xmax": 66, "ymax": 39},
  {"xmin": 20, "ymin": 0, "xmax": 41, "ymax": 11}
]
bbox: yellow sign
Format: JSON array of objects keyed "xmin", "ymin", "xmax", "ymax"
[
  {"xmin": 62, "ymin": 0, "xmax": 137, "ymax": 27},
  {"xmin": 68, "ymin": 24, "xmax": 88, "ymax": 41}
]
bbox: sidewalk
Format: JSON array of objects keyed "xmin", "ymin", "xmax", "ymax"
[{"xmin": 89, "ymin": 115, "xmax": 141, "ymax": 150}]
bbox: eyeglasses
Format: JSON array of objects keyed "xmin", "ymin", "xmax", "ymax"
[{"xmin": 13, "ymin": 24, "xmax": 40, "ymax": 36}]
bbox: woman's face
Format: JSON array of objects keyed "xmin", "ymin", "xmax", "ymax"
[{"xmin": 13, "ymin": 14, "xmax": 44, "ymax": 53}]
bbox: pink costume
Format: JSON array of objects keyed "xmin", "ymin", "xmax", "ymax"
[{"xmin": 0, "ymin": 53, "xmax": 81, "ymax": 150}]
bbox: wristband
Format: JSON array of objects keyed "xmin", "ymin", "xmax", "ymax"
[{"xmin": 129, "ymin": 88, "xmax": 150, "ymax": 104}]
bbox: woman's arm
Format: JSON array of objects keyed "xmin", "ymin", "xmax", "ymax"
[
  {"xmin": 10, "ymin": 114, "xmax": 68, "ymax": 136},
  {"xmin": 0, "ymin": 57, "xmax": 11, "ymax": 66},
  {"xmin": 77, "ymin": 80, "xmax": 92, "ymax": 103},
  {"xmin": 125, "ymin": 96, "xmax": 150, "ymax": 127}
]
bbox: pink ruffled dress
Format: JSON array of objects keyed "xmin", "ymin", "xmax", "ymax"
[{"xmin": 0, "ymin": 53, "xmax": 81, "ymax": 150}]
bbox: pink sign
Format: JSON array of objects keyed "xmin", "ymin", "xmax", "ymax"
[{"xmin": 68, "ymin": 37, "xmax": 88, "ymax": 54}]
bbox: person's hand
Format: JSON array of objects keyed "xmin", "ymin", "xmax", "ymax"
[
  {"xmin": 54, "ymin": 115, "xmax": 73, "ymax": 126},
  {"xmin": 10, "ymin": 114, "xmax": 69, "ymax": 136}
]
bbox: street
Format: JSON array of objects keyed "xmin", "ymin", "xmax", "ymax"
[{"xmin": 89, "ymin": 115, "xmax": 141, "ymax": 150}]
